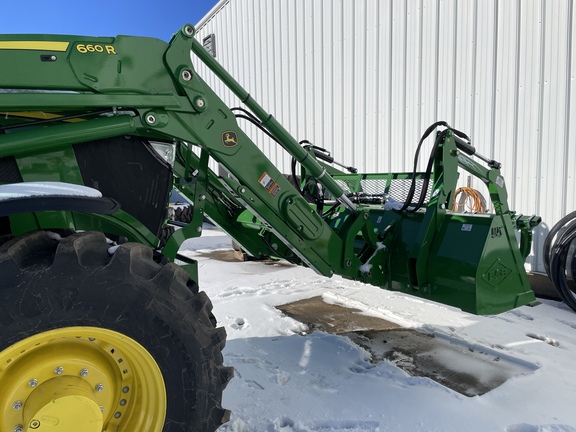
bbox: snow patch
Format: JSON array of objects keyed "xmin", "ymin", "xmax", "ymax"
[
  {"xmin": 359, "ymin": 242, "xmax": 385, "ymax": 274},
  {"xmin": 46, "ymin": 231, "xmax": 63, "ymax": 241},
  {"xmin": 507, "ymin": 424, "xmax": 576, "ymax": 432},
  {"xmin": 179, "ymin": 227, "xmax": 576, "ymax": 431},
  {"xmin": 108, "ymin": 245, "xmax": 120, "ymax": 255},
  {"xmin": 0, "ymin": 181, "xmax": 102, "ymax": 200},
  {"xmin": 383, "ymin": 196, "xmax": 414, "ymax": 211}
]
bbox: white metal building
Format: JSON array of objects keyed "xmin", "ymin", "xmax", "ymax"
[{"xmin": 193, "ymin": 0, "xmax": 575, "ymax": 274}]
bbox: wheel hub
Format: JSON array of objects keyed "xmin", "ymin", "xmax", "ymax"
[
  {"xmin": 0, "ymin": 327, "xmax": 166, "ymax": 432},
  {"xmin": 24, "ymin": 377, "xmax": 103, "ymax": 431}
]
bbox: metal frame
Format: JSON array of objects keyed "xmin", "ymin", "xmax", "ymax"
[{"xmin": 0, "ymin": 25, "xmax": 540, "ymax": 314}]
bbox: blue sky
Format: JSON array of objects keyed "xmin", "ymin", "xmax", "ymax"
[{"xmin": 0, "ymin": 0, "xmax": 220, "ymax": 41}]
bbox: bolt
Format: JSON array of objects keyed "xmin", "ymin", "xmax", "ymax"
[
  {"xmin": 28, "ymin": 379, "xmax": 38, "ymax": 388},
  {"xmin": 122, "ymin": 386, "xmax": 130, "ymax": 393},
  {"xmin": 100, "ymin": 406, "xmax": 104, "ymax": 413},
  {"xmin": 240, "ymin": 188, "xmax": 246, "ymax": 194},
  {"xmin": 12, "ymin": 401, "xmax": 22, "ymax": 410},
  {"xmin": 54, "ymin": 366, "xmax": 63, "ymax": 375},
  {"xmin": 50, "ymin": 55, "xmax": 57, "ymax": 61},
  {"xmin": 119, "ymin": 399, "xmax": 127, "ymax": 406},
  {"xmin": 181, "ymin": 70, "xmax": 192, "ymax": 81},
  {"xmin": 114, "ymin": 412, "xmax": 122, "ymax": 419},
  {"xmin": 146, "ymin": 114, "xmax": 156, "ymax": 125},
  {"xmin": 95, "ymin": 384, "xmax": 104, "ymax": 392},
  {"xmin": 29, "ymin": 420, "xmax": 41, "ymax": 430},
  {"xmin": 196, "ymin": 98, "xmax": 206, "ymax": 108},
  {"xmin": 200, "ymin": 194, "xmax": 206, "ymax": 201},
  {"xmin": 80, "ymin": 369, "xmax": 89, "ymax": 377},
  {"xmin": 14, "ymin": 425, "xmax": 23, "ymax": 432},
  {"xmin": 196, "ymin": 227, "xmax": 202, "ymax": 233},
  {"xmin": 184, "ymin": 25, "xmax": 194, "ymax": 36}
]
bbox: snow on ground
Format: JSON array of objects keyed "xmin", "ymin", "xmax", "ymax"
[{"xmin": 181, "ymin": 226, "xmax": 576, "ymax": 432}]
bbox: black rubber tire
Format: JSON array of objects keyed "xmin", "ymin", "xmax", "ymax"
[
  {"xmin": 543, "ymin": 210, "xmax": 576, "ymax": 279},
  {"xmin": 159, "ymin": 225, "xmax": 176, "ymax": 248},
  {"xmin": 0, "ymin": 230, "xmax": 232, "ymax": 432},
  {"xmin": 549, "ymin": 228, "xmax": 576, "ymax": 312},
  {"xmin": 175, "ymin": 205, "xmax": 193, "ymax": 224},
  {"xmin": 544, "ymin": 211, "xmax": 576, "ymax": 311}
]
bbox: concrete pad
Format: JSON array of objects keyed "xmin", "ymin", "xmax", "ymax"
[
  {"xmin": 277, "ymin": 296, "xmax": 401, "ymax": 334},
  {"xmin": 277, "ymin": 296, "xmax": 538, "ymax": 397}
]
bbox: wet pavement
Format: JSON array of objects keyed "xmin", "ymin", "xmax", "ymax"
[{"xmin": 278, "ymin": 296, "xmax": 538, "ymax": 396}]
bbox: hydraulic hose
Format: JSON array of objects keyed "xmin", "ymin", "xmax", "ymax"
[
  {"xmin": 193, "ymin": 37, "xmax": 357, "ymax": 212},
  {"xmin": 402, "ymin": 122, "xmax": 474, "ymax": 212},
  {"xmin": 452, "ymin": 187, "xmax": 488, "ymax": 213},
  {"xmin": 544, "ymin": 210, "xmax": 576, "ymax": 312},
  {"xmin": 400, "ymin": 121, "xmax": 448, "ymax": 211}
]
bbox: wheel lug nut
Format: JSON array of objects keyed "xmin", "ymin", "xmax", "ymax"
[
  {"xmin": 95, "ymin": 384, "xmax": 104, "ymax": 392},
  {"xmin": 54, "ymin": 366, "xmax": 64, "ymax": 375},
  {"xmin": 14, "ymin": 425, "xmax": 23, "ymax": 432},
  {"xmin": 28, "ymin": 379, "xmax": 38, "ymax": 388},
  {"xmin": 12, "ymin": 401, "xmax": 22, "ymax": 410},
  {"xmin": 80, "ymin": 369, "xmax": 89, "ymax": 377}
]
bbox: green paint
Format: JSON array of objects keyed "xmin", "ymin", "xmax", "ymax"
[{"xmin": 0, "ymin": 24, "xmax": 540, "ymax": 314}]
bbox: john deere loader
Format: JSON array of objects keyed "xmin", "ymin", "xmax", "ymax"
[{"xmin": 0, "ymin": 25, "xmax": 540, "ymax": 431}]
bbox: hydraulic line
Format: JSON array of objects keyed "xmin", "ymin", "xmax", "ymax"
[
  {"xmin": 412, "ymin": 129, "xmax": 448, "ymax": 212},
  {"xmin": 401, "ymin": 122, "xmax": 474, "ymax": 212},
  {"xmin": 233, "ymin": 111, "xmax": 329, "ymax": 214},
  {"xmin": 192, "ymin": 38, "xmax": 357, "ymax": 212},
  {"xmin": 231, "ymin": 108, "xmax": 284, "ymax": 146},
  {"xmin": 544, "ymin": 211, "xmax": 576, "ymax": 312},
  {"xmin": 400, "ymin": 121, "xmax": 448, "ymax": 212},
  {"xmin": 233, "ymin": 108, "xmax": 355, "ymax": 213},
  {"xmin": 0, "ymin": 109, "xmax": 115, "ymax": 131}
]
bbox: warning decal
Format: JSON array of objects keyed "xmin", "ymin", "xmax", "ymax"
[
  {"xmin": 270, "ymin": 183, "xmax": 281, "ymax": 197},
  {"xmin": 258, "ymin": 172, "xmax": 281, "ymax": 197}
]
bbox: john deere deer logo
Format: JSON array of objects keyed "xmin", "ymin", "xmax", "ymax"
[{"xmin": 222, "ymin": 131, "xmax": 238, "ymax": 148}]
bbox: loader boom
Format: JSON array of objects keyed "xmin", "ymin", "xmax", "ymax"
[
  {"xmin": 0, "ymin": 25, "xmax": 539, "ymax": 315},
  {"xmin": 0, "ymin": 25, "xmax": 540, "ymax": 432}
]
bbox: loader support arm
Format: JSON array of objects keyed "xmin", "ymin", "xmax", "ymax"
[
  {"xmin": 0, "ymin": 24, "xmax": 540, "ymax": 315},
  {"xmin": 190, "ymin": 36, "xmax": 357, "ymax": 213}
]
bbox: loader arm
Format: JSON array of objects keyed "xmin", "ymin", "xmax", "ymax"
[{"xmin": 0, "ymin": 25, "xmax": 539, "ymax": 315}]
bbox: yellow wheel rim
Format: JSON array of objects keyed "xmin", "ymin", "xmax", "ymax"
[{"xmin": 0, "ymin": 327, "xmax": 166, "ymax": 432}]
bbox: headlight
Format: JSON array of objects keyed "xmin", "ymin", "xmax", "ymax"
[{"xmin": 150, "ymin": 142, "xmax": 176, "ymax": 166}]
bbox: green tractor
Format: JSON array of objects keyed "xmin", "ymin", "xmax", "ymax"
[{"xmin": 0, "ymin": 25, "xmax": 540, "ymax": 431}]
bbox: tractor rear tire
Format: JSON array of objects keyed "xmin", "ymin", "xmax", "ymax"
[{"xmin": 0, "ymin": 230, "xmax": 232, "ymax": 432}]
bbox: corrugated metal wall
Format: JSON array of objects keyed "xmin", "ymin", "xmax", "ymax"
[{"xmin": 194, "ymin": 0, "xmax": 576, "ymax": 273}]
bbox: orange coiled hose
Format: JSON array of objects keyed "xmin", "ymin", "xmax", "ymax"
[{"xmin": 452, "ymin": 187, "xmax": 488, "ymax": 213}]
